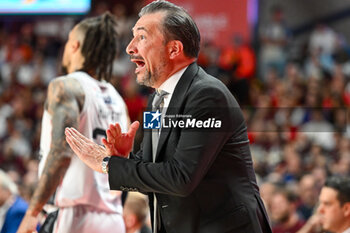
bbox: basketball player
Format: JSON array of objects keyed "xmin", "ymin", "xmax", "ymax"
[{"xmin": 17, "ymin": 12, "xmax": 128, "ymax": 233}]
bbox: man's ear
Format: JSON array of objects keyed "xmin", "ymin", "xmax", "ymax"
[
  {"xmin": 343, "ymin": 202, "xmax": 350, "ymax": 217},
  {"xmin": 168, "ymin": 40, "xmax": 184, "ymax": 59},
  {"xmin": 71, "ymin": 40, "xmax": 81, "ymax": 53}
]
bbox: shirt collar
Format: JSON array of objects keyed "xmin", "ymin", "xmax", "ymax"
[
  {"xmin": 157, "ymin": 66, "xmax": 188, "ymax": 95},
  {"xmin": 343, "ymin": 228, "xmax": 350, "ymax": 233}
]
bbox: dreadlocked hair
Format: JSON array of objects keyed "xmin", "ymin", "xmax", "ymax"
[{"xmin": 77, "ymin": 12, "xmax": 117, "ymax": 81}]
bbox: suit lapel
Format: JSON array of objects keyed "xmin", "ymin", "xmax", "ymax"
[
  {"xmin": 143, "ymin": 92, "xmax": 156, "ymax": 162},
  {"xmin": 155, "ymin": 62, "xmax": 199, "ymax": 161}
]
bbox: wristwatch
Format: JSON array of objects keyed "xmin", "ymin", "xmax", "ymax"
[{"xmin": 102, "ymin": 156, "xmax": 111, "ymax": 174}]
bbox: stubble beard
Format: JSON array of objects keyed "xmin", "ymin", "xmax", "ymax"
[
  {"xmin": 137, "ymin": 64, "xmax": 166, "ymax": 88},
  {"xmin": 135, "ymin": 56, "xmax": 167, "ymax": 88},
  {"xmin": 137, "ymin": 69, "xmax": 155, "ymax": 87}
]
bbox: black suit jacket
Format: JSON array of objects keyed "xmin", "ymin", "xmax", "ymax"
[{"xmin": 108, "ymin": 63, "xmax": 272, "ymax": 233}]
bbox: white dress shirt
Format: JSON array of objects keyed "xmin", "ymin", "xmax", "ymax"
[
  {"xmin": 343, "ymin": 227, "xmax": 350, "ymax": 233},
  {"xmin": 157, "ymin": 66, "xmax": 188, "ymax": 109}
]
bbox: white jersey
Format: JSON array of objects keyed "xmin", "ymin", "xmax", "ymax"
[{"xmin": 39, "ymin": 71, "xmax": 128, "ymax": 214}]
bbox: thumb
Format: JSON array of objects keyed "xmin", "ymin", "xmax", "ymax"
[
  {"xmin": 102, "ymin": 138, "xmax": 112, "ymax": 151},
  {"xmin": 128, "ymin": 121, "xmax": 140, "ymax": 137},
  {"xmin": 102, "ymin": 138, "xmax": 118, "ymax": 156}
]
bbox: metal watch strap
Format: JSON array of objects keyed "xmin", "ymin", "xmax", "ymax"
[{"xmin": 102, "ymin": 156, "xmax": 110, "ymax": 174}]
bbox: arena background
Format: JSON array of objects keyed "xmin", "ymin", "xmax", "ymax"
[{"xmin": 1, "ymin": 0, "xmax": 350, "ymax": 232}]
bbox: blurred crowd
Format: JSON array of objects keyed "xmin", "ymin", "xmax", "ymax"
[{"xmin": 0, "ymin": 3, "xmax": 350, "ymax": 233}]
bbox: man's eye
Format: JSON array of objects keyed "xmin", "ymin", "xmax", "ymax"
[{"xmin": 140, "ymin": 35, "xmax": 145, "ymax": 40}]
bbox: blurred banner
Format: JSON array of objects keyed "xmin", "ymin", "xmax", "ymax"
[
  {"xmin": 0, "ymin": 0, "xmax": 91, "ymax": 14},
  {"xmin": 146, "ymin": 0, "xmax": 255, "ymax": 48}
]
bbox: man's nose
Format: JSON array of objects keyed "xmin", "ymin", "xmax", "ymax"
[
  {"xmin": 126, "ymin": 39, "xmax": 137, "ymax": 55},
  {"xmin": 317, "ymin": 204, "xmax": 324, "ymax": 214}
]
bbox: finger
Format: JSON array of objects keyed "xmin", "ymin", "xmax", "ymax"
[
  {"xmin": 106, "ymin": 129, "xmax": 114, "ymax": 143},
  {"xmin": 69, "ymin": 127, "xmax": 91, "ymax": 144},
  {"xmin": 116, "ymin": 123, "xmax": 122, "ymax": 137},
  {"xmin": 65, "ymin": 128, "xmax": 81, "ymax": 152},
  {"xmin": 66, "ymin": 128, "xmax": 87, "ymax": 153},
  {"xmin": 129, "ymin": 121, "xmax": 140, "ymax": 138},
  {"xmin": 103, "ymin": 139, "xmax": 120, "ymax": 156},
  {"xmin": 69, "ymin": 128, "xmax": 97, "ymax": 149},
  {"xmin": 109, "ymin": 124, "xmax": 118, "ymax": 138},
  {"xmin": 102, "ymin": 139, "xmax": 117, "ymax": 155},
  {"xmin": 102, "ymin": 138, "xmax": 112, "ymax": 150},
  {"xmin": 66, "ymin": 127, "xmax": 84, "ymax": 145},
  {"xmin": 66, "ymin": 134, "xmax": 84, "ymax": 157},
  {"xmin": 101, "ymin": 138, "xmax": 108, "ymax": 147},
  {"xmin": 66, "ymin": 128, "xmax": 84, "ymax": 146}
]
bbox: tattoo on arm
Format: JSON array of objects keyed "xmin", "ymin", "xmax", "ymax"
[{"xmin": 28, "ymin": 78, "xmax": 83, "ymax": 216}]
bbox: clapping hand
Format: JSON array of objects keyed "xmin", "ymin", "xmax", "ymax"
[
  {"xmin": 65, "ymin": 121, "xmax": 139, "ymax": 173},
  {"xmin": 102, "ymin": 121, "xmax": 140, "ymax": 157}
]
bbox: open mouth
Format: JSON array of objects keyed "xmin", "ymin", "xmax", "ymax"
[
  {"xmin": 131, "ymin": 59, "xmax": 145, "ymax": 73},
  {"xmin": 135, "ymin": 60, "xmax": 145, "ymax": 67}
]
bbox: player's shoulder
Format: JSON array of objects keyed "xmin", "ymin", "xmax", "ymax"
[
  {"xmin": 51, "ymin": 71, "xmax": 93, "ymax": 84},
  {"xmin": 48, "ymin": 74, "xmax": 84, "ymax": 100}
]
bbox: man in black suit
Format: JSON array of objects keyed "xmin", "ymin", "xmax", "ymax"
[{"xmin": 65, "ymin": 1, "xmax": 272, "ymax": 232}]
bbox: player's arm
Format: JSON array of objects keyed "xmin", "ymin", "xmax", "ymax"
[{"xmin": 17, "ymin": 78, "xmax": 83, "ymax": 233}]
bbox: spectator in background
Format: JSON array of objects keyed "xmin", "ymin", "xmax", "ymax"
[
  {"xmin": 0, "ymin": 170, "xmax": 29, "ymax": 233},
  {"xmin": 297, "ymin": 175, "xmax": 319, "ymax": 220},
  {"xmin": 259, "ymin": 5, "xmax": 290, "ymax": 80},
  {"xmin": 197, "ymin": 41, "xmax": 222, "ymax": 81},
  {"xmin": 123, "ymin": 79, "xmax": 146, "ymax": 152},
  {"xmin": 20, "ymin": 160, "xmax": 39, "ymax": 203},
  {"xmin": 317, "ymin": 176, "xmax": 350, "ymax": 233},
  {"xmin": 218, "ymin": 35, "xmax": 256, "ymax": 105},
  {"xmin": 301, "ymin": 110, "xmax": 335, "ymax": 151},
  {"xmin": 123, "ymin": 192, "xmax": 151, "ymax": 233},
  {"xmin": 296, "ymin": 214, "xmax": 322, "ymax": 233},
  {"xmin": 309, "ymin": 24, "xmax": 337, "ymax": 57},
  {"xmin": 307, "ymin": 24, "xmax": 338, "ymax": 77},
  {"xmin": 123, "ymin": 79, "xmax": 146, "ymax": 123},
  {"xmin": 270, "ymin": 188, "xmax": 306, "ymax": 233},
  {"xmin": 283, "ymin": 143, "xmax": 303, "ymax": 183},
  {"xmin": 260, "ymin": 182, "xmax": 277, "ymax": 216},
  {"xmin": 113, "ymin": 3, "xmax": 134, "ymax": 51},
  {"xmin": 297, "ymin": 176, "xmax": 350, "ymax": 233}
]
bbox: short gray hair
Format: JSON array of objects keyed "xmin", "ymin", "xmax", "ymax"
[{"xmin": 0, "ymin": 170, "xmax": 18, "ymax": 195}]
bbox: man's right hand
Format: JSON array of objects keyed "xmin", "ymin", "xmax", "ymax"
[{"xmin": 102, "ymin": 121, "xmax": 140, "ymax": 157}]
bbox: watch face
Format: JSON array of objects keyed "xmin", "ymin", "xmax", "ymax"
[{"xmin": 102, "ymin": 157, "xmax": 110, "ymax": 174}]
